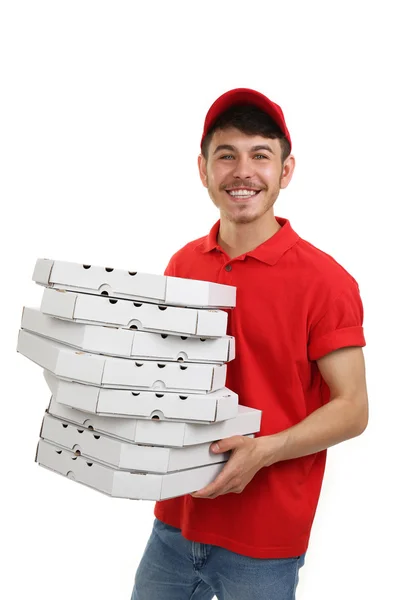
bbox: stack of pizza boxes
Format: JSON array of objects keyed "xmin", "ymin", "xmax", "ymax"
[{"xmin": 17, "ymin": 259, "xmax": 262, "ymax": 501}]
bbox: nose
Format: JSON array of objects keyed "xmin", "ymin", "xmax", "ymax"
[{"xmin": 231, "ymin": 155, "xmax": 255, "ymax": 180}]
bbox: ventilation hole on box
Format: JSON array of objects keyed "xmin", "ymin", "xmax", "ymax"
[
  {"xmin": 133, "ymin": 302, "xmax": 142, "ymax": 308},
  {"xmin": 87, "ymin": 425, "xmax": 94, "ymax": 431},
  {"xmin": 77, "ymin": 429, "xmax": 84, "ymax": 434},
  {"xmin": 93, "ymin": 435, "xmax": 100, "ymax": 440},
  {"xmin": 180, "ymin": 365, "xmax": 188, "ymax": 370},
  {"xmin": 99, "ymin": 284, "xmax": 112, "ymax": 297},
  {"xmin": 62, "ymin": 423, "xmax": 68, "ymax": 428},
  {"xmin": 161, "ymin": 334, "xmax": 168, "ymax": 339},
  {"xmin": 105, "ymin": 267, "xmax": 114, "ymax": 272},
  {"xmin": 83, "ymin": 265, "xmax": 91, "ymax": 269},
  {"xmin": 128, "ymin": 271, "xmax": 137, "ymax": 276},
  {"xmin": 158, "ymin": 305, "xmax": 167, "ymax": 311},
  {"xmin": 153, "ymin": 380, "xmax": 166, "ymax": 390},
  {"xmin": 157, "ymin": 363, "xmax": 166, "ymax": 369},
  {"xmin": 109, "ymin": 299, "xmax": 118, "ymax": 305},
  {"xmin": 128, "ymin": 319, "xmax": 142, "ymax": 330},
  {"xmin": 131, "ymin": 392, "xmax": 140, "ymax": 396},
  {"xmin": 155, "ymin": 393, "xmax": 164, "ymax": 398},
  {"xmin": 135, "ymin": 362, "xmax": 143, "ymax": 367},
  {"xmin": 56, "ymin": 450, "xmax": 62, "ymax": 454},
  {"xmin": 177, "ymin": 356, "xmax": 184, "ymax": 362},
  {"xmin": 150, "ymin": 410, "xmax": 164, "ymax": 420},
  {"xmin": 86, "ymin": 462, "xmax": 93, "ymax": 467},
  {"xmin": 74, "ymin": 450, "xmax": 81, "ymax": 456},
  {"xmin": 71, "ymin": 457, "xmax": 78, "ymax": 461},
  {"xmin": 200, "ymin": 338, "xmax": 206, "ymax": 342},
  {"xmin": 179, "ymin": 395, "xmax": 188, "ymax": 400},
  {"xmin": 67, "ymin": 471, "xmax": 75, "ymax": 479},
  {"xmin": 180, "ymin": 336, "xmax": 188, "ymax": 340},
  {"xmin": 130, "ymin": 324, "xmax": 138, "ymax": 330}
]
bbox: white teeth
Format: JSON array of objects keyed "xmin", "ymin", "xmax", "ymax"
[{"xmin": 227, "ymin": 190, "xmax": 258, "ymax": 197}]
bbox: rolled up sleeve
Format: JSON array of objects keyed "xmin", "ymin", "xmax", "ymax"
[{"xmin": 308, "ymin": 282, "xmax": 366, "ymax": 361}]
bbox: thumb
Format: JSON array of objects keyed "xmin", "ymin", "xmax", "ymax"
[
  {"xmin": 210, "ymin": 436, "xmax": 242, "ymax": 453},
  {"xmin": 210, "ymin": 440, "xmax": 222, "ymax": 452}
]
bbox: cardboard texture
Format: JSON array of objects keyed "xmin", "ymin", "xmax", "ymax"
[
  {"xmin": 40, "ymin": 288, "xmax": 228, "ymax": 338},
  {"xmin": 17, "ymin": 330, "xmax": 227, "ymax": 393},
  {"xmin": 33, "ymin": 259, "xmax": 236, "ymax": 308},
  {"xmin": 36, "ymin": 439, "xmax": 228, "ymax": 500},
  {"xmin": 47, "ymin": 396, "xmax": 262, "ymax": 447},
  {"xmin": 20, "ymin": 258, "xmax": 247, "ymax": 501},
  {"xmin": 21, "ymin": 307, "xmax": 235, "ymax": 364},
  {"xmin": 40, "ymin": 413, "xmax": 235, "ymax": 472},
  {"xmin": 44, "ymin": 371, "xmax": 239, "ymax": 423}
]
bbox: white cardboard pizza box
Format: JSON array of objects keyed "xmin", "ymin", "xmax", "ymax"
[
  {"xmin": 33, "ymin": 258, "xmax": 236, "ymax": 308},
  {"xmin": 36, "ymin": 439, "xmax": 228, "ymax": 500},
  {"xmin": 40, "ymin": 413, "xmax": 239, "ymax": 473},
  {"xmin": 21, "ymin": 307, "xmax": 235, "ymax": 364},
  {"xmin": 17, "ymin": 330, "xmax": 227, "ymax": 393},
  {"xmin": 40, "ymin": 288, "xmax": 228, "ymax": 338},
  {"xmin": 44, "ymin": 371, "xmax": 239, "ymax": 423},
  {"xmin": 47, "ymin": 396, "xmax": 262, "ymax": 447}
]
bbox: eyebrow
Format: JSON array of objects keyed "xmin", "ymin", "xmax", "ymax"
[{"xmin": 213, "ymin": 144, "xmax": 275, "ymax": 155}]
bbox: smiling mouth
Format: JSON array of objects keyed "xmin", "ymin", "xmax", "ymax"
[{"xmin": 225, "ymin": 189, "xmax": 261, "ymax": 199}]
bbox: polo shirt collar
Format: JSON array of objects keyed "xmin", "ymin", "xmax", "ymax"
[{"xmin": 199, "ymin": 216, "xmax": 299, "ymax": 265}]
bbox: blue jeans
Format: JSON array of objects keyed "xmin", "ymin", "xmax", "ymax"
[{"xmin": 131, "ymin": 518, "xmax": 306, "ymax": 600}]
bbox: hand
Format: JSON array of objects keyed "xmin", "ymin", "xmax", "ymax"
[{"xmin": 190, "ymin": 435, "xmax": 266, "ymax": 499}]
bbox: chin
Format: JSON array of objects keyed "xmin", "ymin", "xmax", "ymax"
[{"xmin": 225, "ymin": 210, "xmax": 261, "ymax": 225}]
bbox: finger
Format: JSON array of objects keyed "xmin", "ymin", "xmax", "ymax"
[
  {"xmin": 211, "ymin": 435, "xmax": 244, "ymax": 453},
  {"xmin": 200, "ymin": 485, "xmax": 238, "ymax": 499},
  {"xmin": 190, "ymin": 475, "xmax": 231, "ymax": 498},
  {"xmin": 191, "ymin": 455, "xmax": 239, "ymax": 497}
]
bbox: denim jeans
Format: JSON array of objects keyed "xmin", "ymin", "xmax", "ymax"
[{"xmin": 131, "ymin": 518, "xmax": 306, "ymax": 600}]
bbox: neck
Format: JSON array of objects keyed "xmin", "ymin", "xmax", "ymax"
[{"xmin": 217, "ymin": 211, "xmax": 282, "ymax": 259}]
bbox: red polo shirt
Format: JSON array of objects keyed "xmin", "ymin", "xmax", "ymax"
[{"xmin": 154, "ymin": 216, "xmax": 366, "ymax": 558}]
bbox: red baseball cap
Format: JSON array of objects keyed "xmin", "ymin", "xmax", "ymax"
[{"xmin": 200, "ymin": 88, "xmax": 291, "ymax": 151}]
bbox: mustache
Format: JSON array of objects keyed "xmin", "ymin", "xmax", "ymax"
[{"xmin": 220, "ymin": 181, "xmax": 266, "ymax": 191}]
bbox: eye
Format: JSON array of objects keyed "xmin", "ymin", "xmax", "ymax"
[
  {"xmin": 254, "ymin": 154, "xmax": 268, "ymax": 160},
  {"xmin": 220, "ymin": 154, "xmax": 235, "ymax": 160}
]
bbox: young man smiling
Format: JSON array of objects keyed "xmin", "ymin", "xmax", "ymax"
[{"xmin": 131, "ymin": 89, "xmax": 368, "ymax": 600}]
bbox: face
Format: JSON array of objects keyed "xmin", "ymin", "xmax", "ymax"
[{"xmin": 198, "ymin": 127, "xmax": 295, "ymax": 225}]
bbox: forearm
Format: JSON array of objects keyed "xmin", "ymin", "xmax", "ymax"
[{"xmin": 258, "ymin": 395, "xmax": 368, "ymax": 468}]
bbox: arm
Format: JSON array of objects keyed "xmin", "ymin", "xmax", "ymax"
[
  {"xmin": 191, "ymin": 345, "xmax": 368, "ymax": 499},
  {"xmin": 258, "ymin": 345, "xmax": 369, "ymax": 467}
]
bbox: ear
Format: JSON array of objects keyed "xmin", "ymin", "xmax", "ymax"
[
  {"xmin": 280, "ymin": 154, "xmax": 296, "ymax": 190},
  {"xmin": 198, "ymin": 154, "xmax": 208, "ymax": 188}
]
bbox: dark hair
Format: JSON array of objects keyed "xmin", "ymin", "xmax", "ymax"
[{"xmin": 201, "ymin": 104, "xmax": 291, "ymax": 164}]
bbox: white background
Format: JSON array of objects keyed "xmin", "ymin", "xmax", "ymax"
[{"xmin": 1, "ymin": 1, "xmax": 398, "ymax": 598}]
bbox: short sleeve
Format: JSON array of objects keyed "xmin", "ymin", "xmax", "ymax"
[{"xmin": 308, "ymin": 281, "xmax": 366, "ymax": 361}]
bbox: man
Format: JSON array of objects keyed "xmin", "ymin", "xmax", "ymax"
[{"xmin": 131, "ymin": 88, "xmax": 368, "ymax": 600}]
